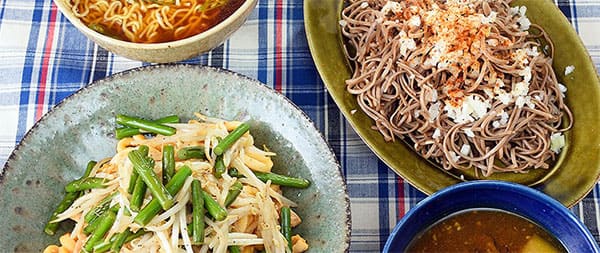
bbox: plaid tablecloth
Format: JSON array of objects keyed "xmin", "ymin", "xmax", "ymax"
[{"xmin": 1, "ymin": 0, "xmax": 599, "ymax": 252}]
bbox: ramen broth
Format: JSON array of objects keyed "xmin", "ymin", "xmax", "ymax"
[
  {"xmin": 72, "ymin": 0, "xmax": 246, "ymax": 43},
  {"xmin": 406, "ymin": 209, "xmax": 566, "ymax": 253}
]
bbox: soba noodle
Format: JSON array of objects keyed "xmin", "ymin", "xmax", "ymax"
[
  {"xmin": 341, "ymin": 0, "xmax": 573, "ymax": 176},
  {"xmin": 68, "ymin": 0, "xmax": 244, "ymax": 43}
]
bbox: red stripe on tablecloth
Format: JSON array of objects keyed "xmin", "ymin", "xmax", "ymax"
[
  {"xmin": 274, "ymin": 0, "xmax": 283, "ymax": 92},
  {"xmin": 397, "ymin": 179, "xmax": 406, "ymax": 218},
  {"xmin": 35, "ymin": 2, "xmax": 58, "ymax": 121}
]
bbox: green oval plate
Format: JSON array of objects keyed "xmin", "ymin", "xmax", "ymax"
[
  {"xmin": 305, "ymin": 0, "xmax": 600, "ymax": 207},
  {"xmin": 0, "ymin": 65, "xmax": 351, "ymax": 251}
]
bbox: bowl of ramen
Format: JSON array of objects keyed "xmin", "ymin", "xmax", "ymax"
[
  {"xmin": 53, "ymin": 0, "xmax": 257, "ymax": 63},
  {"xmin": 0, "ymin": 65, "xmax": 351, "ymax": 252},
  {"xmin": 384, "ymin": 180, "xmax": 600, "ymax": 252},
  {"xmin": 305, "ymin": 0, "xmax": 600, "ymax": 207}
]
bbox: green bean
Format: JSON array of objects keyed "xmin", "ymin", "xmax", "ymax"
[
  {"xmin": 85, "ymin": 204, "xmax": 120, "ymax": 236},
  {"xmin": 91, "ymin": 233, "xmax": 118, "ymax": 253},
  {"xmin": 201, "ymin": 190, "xmax": 227, "ymax": 221},
  {"xmin": 109, "ymin": 204, "xmax": 121, "ymax": 212},
  {"xmin": 138, "ymin": 145, "xmax": 149, "ymax": 156},
  {"xmin": 130, "ymin": 176, "xmax": 147, "ymax": 212},
  {"xmin": 213, "ymin": 123, "xmax": 250, "ymax": 155},
  {"xmin": 44, "ymin": 192, "xmax": 79, "ymax": 235},
  {"xmin": 110, "ymin": 229, "xmax": 132, "ymax": 252},
  {"xmin": 127, "ymin": 171, "xmax": 139, "ymax": 194},
  {"xmin": 134, "ymin": 166, "xmax": 192, "ymax": 225},
  {"xmin": 214, "ymin": 155, "xmax": 226, "ymax": 178},
  {"xmin": 185, "ymin": 222, "xmax": 213, "ymax": 237},
  {"xmin": 83, "ymin": 209, "xmax": 116, "ymax": 252},
  {"xmin": 115, "ymin": 127, "xmax": 141, "ymax": 140},
  {"xmin": 85, "ymin": 193, "xmax": 116, "ymax": 223},
  {"xmin": 162, "ymin": 145, "xmax": 175, "ymax": 184},
  {"xmin": 127, "ymin": 229, "xmax": 146, "ymax": 239},
  {"xmin": 177, "ymin": 146, "xmax": 206, "ymax": 160},
  {"xmin": 229, "ymin": 246, "xmax": 242, "ymax": 253},
  {"xmin": 83, "ymin": 216, "xmax": 100, "ymax": 235},
  {"xmin": 187, "ymin": 223, "xmax": 194, "ymax": 235},
  {"xmin": 116, "ymin": 114, "xmax": 176, "ymax": 136},
  {"xmin": 83, "ymin": 160, "xmax": 98, "ymax": 178},
  {"xmin": 153, "ymin": 115, "xmax": 180, "ymax": 124},
  {"xmin": 77, "ymin": 160, "xmax": 101, "ymax": 202},
  {"xmin": 115, "ymin": 115, "xmax": 180, "ymax": 139},
  {"xmin": 281, "ymin": 207, "xmax": 292, "ymax": 250},
  {"xmin": 228, "ymin": 168, "xmax": 242, "ymax": 177},
  {"xmin": 93, "ymin": 230, "xmax": 146, "ymax": 253},
  {"xmin": 64, "ymin": 177, "xmax": 107, "ymax": 193},
  {"xmin": 45, "ymin": 160, "xmax": 99, "ymax": 235},
  {"xmin": 224, "ymin": 181, "xmax": 243, "ymax": 207},
  {"xmin": 191, "ymin": 180, "xmax": 205, "ymax": 244},
  {"xmin": 87, "ymin": 204, "xmax": 119, "ymax": 234},
  {"xmin": 127, "ymin": 146, "xmax": 148, "ymax": 194},
  {"xmin": 228, "ymin": 168, "xmax": 311, "ymax": 189},
  {"xmin": 254, "ymin": 171, "xmax": 310, "ymax": 189},
  {"xmin": 129, "ymin": 149, "xmax": 173, "ymax": 210}
]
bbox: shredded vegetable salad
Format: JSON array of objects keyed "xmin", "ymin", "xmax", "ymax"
[{"xmin": 43, "ymin": 113, "xmax": 310, "ymax": 253}]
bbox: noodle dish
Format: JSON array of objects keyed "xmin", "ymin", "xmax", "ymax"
[
  {"xmin": 341, "ymin": 0, "xmax": 572, "ymax": 176},
  {"xmin": 43, "ymin": 114, "xmax": 311, "ymax": 253},
  {"xmin": 53, "ymin": 0, "xmax": 258, "ymax": 62}
]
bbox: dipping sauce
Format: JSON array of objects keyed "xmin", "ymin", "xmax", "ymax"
[{"xmin": 406, "ymin": 209, "xmax": 566, "ymax": 253}]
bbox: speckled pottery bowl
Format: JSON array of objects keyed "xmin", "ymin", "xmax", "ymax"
[
  {"xmin": 0, "ymin": 65, "xmax": 351, "ymax": 252},
  {"xmin": 53, "ymin": 0, "xmax": 257, "ymax": 63}
]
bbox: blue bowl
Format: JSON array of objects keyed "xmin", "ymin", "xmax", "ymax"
[{"xmin": 384, "ymin": 181, "xmax": 600, "ymax": 252}]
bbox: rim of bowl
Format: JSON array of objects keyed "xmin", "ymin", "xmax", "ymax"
[
  {"xmin": 383, "ymin": 180, "xmax": 600, "ymax": 252},
  {"xmin": 53, "ymin": 0, "xmax": 258, "ymax": 48},
  {"xmin": 1, "ymin": 64, "xmax": 352, "ymax": 252}
]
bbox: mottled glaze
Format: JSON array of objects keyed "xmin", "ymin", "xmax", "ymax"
[
  {"xmin": 53, "ymin": 0, "xmax": 257, "ymax": 63},
  {"xmin": 0, "ymin": 65, "xmax": 351, "ymax": 252},
  {"xmin": 304, "ymin": 0, "xmax": 600, "ymax": 207}
]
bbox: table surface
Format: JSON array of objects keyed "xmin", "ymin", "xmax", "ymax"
[{"xmin": 1, "ymin": 0, "xmax": 600, "ymax": 252}]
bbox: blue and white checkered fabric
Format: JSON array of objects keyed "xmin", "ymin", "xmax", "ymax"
[{"xmin": 1, "ymin": 0, "xmax": 600, "ymax": 251}]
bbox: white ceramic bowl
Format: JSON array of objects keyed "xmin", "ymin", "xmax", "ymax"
[{"xmin": 54, "ymin": 0, "xmax": 257, "ymax": 63}]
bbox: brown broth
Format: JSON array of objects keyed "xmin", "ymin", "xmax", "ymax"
[
  {"xmin": 79, "ymin": 0, "xmax": 246, "ymax": 43},
  {"xmin": 406, "ymin": 209, "xmax": 566, "ymax": 253}
]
